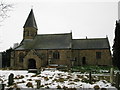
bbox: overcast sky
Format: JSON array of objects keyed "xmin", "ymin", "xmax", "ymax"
[{"xmin": 0, "ymin": 0, "xmax": 119, "ymax": 52}]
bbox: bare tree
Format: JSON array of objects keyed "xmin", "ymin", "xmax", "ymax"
[
  {"xmin": 0, "ymin": 1, "xmax": 13, "ymax": 49},
  {"xmin": 0, "ymin": 1, "xmax": 13, "ymax": 22}
]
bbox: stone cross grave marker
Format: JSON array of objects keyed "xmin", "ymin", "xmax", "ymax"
[{"xmin": 36, "ymin": 80, "xmax": 41, "ymax": 89}]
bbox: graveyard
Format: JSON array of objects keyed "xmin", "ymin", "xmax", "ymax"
[
  {"xmin": 0, "ymin": 67, "xmax": 118, "ymax": 89},
  {"xmin": 0, "ymin": 1, "xmax": 120, "ymax": 90}
]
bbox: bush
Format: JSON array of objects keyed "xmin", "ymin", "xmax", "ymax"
[
  {"xmin": 72, "ymin": 66, "xmax": 117, "ymax": 73},
  {"xmin": 94, "ymin": 85, "xmax": 100, "ymax": 90},
  {"xmin": 40, "ymin": 85, "xmax": 44, "ymax": 87},
  {"xmin": 53, "ymin": 78, "xmax": 66, "ymax": 83},
  {"xmin": 26, "ymin": 82, "xmax": 33, "ymax": 88},
  {"xmin": 31, "ymin": 75, "xmax": 37, "ymax": 77},
  {"xmin": 74, "ymin": 79, "xmax": 80, "ymax": 82},
  {"xmin": 57, "ymin": 78, "xmax": 65, "ymax": 82},
  {"xmin": 63, "ymin": 86, "xmax": 68, "ymax": 89},
  {"xmin": 57, "ymin": 85, "xmax": 61, "ymax": 89},
  {"xmin": 46, "ymin": 86, "xmax": 50, "ymax": 89},
  {"xmin": 44, "ymin": 77, "xmax": 49, "ymax": 81}
]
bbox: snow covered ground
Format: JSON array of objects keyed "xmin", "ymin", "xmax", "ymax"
[{"xmin": 0, "ymin": 69, "xmax": 117, "ymax": 89}]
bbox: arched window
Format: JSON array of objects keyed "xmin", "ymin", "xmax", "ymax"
[
  {"xmin": 53, "ymin": 51, "xmax": 60, "ymax": 59},
  {"xmin": 19, "ymin": 52, "xmax": 24, "ymax": 62}
]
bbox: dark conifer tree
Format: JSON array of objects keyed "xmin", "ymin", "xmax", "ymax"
[
  {"xmin": 2, "ymin": 48, "xmax": 13, "ymax": 67},
  {"xmin": 113, "ymin": 20, "xmax": 120, "ymax": 70}
]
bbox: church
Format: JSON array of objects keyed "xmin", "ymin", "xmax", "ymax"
[{"xmin": 10, "ymin": 9, "xmax": 112, "ymax": 69}]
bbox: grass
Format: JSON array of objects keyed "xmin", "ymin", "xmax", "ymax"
[{"xmin": 71, "ymin": 65, "xmax": 118, "ymax": 73}]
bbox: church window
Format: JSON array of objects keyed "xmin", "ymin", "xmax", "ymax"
[
  {"xmin": 82, "ymin": 57, "xmax": 86, "ymax": 65},
  {"xmin": 53, "ymin": 51, "xmax": 60, "ymax": 59},
  {"xmin": 19, "ymin": 52, "xmax": 24, "ymax": 62},
  {"xmin": 96, "ymin": 52, "xmax": 101, "ymax": 59},
  {"xmin": 31, "ymin": 33, "xmax": 34, "ymax": 37},
  {"xmin": 27, "ymin": 31, "xmax": 29, "ymax": 36}
]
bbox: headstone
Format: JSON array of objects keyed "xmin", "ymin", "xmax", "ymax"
[
  {"xmin": 110, "ymin": 68, "xmax": 114, "ymax": 84},
  {"xmin": 8, "ymin": 73, "xmax": 14, "ymax": 86},
  {"xmin": 36, "ymin": 80, "xmax": 41, "ymax": 89},
  {"xmin": 0, "ymin": 84, "xmax": 5, "ymax": 90}
]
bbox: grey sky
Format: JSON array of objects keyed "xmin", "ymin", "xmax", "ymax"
[{"xmin": 0, "ymin": 0, "xmax": 119, "ymax": 51}]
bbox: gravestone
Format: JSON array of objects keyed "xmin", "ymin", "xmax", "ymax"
[
  {"xmin": 36, "ymin": 80, "xmax": 41, "ymax": 89},
  {"xmin": 8, "ymin": 73, "xmax": 14, "ymax": 86},
  {"xmin": 0, "ymin": 84, "xmax": 5, "ymax": 90}
]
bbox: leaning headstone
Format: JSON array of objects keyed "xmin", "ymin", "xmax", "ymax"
[
  {"xmin": 36, "ymin": 80, "xmax": 41, "ymax": 89},
  {"xmin": 115, "ymin": 72, "xmax": 120, "ymax": 89},
  {"xmin": 8, "ymin": 73, "xmax": 14, "ymax": 86},
  {"xmin": 110, "ymin": 68, "xmax": 114, "ymax": 84}
]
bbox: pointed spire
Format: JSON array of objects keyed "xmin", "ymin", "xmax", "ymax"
[{"xmin": 23, "ymin": 9, "xmax": 38, "ymax": 29}]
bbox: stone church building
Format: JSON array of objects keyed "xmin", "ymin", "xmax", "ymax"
[{"xmin": 10, "ymin": 9, "xmax": 112, "ymax": 69}]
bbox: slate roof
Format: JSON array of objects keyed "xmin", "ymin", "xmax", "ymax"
[
  {"xmin": 15, "ymin": 9, "xmax": 110, "ymax": 50},
  {"xmin": 72, "ymin": 38, "xmax": 110, "ymax": 50},
  {"xmin": 23, "ymin": 9, "xmax": 38, "ymax": 29},
  {"xmin": 15, "ymin": 33, "xmax": 110, "ymax": 50},
  {"xmin": 15, "ymin": 33, "xmax": 72, "ymax": 50}
]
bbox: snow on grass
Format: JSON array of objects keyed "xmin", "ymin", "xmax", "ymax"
[{"xmin": 0, "ymin": 69, "xmax": 118, "ymax": 89}]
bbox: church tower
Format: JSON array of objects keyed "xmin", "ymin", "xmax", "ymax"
[{"xmin": 23, "ymin": 9, "xmax": 38, "ymax": 39}]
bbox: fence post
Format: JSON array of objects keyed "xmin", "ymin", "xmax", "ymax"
[
  {"xmin": 110, "ymin": 68, "xmax": 114, "ymax": 84},
  {"xmin": 115, "ymin": 72, "xmax": 120, "ymax": 89},
  {"xmin": 89, "ymin": 71, "xmax": 92, "ymax": 84}
]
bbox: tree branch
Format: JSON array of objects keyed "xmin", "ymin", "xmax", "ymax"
[{"xmin": 0, "ymin": 1, "xmax": 13, "ymax": 22}]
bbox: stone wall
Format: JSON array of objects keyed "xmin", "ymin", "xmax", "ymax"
[
  {"xmin": 36, "ymin": 49, "xmax": 72, "ymax": 67},
  {"xmin": 11, "ymin": 49, "xmax": 112, "ymax": 69},
  {"xmin": 52, "ymin": 50, "xmax": 71, "ymax": 67},
  {"xmin": 73, "ymin": 49, "xmax": 112, "ymax": 66},
  {"xmin": 11, "ymin": 50, "xmax": 26, "ymax": 69},
  {"xmin": 11, "ymin": 49, "xmax": 72, "ymax": 69}
]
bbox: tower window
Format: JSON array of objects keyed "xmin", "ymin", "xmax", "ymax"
[
  {"xmin": 96, "ymin": 52, "xmax": 101, "ymax": 59},
  {"xmin": 53, "ymin": 51, "xmax": 60, "ymax": 59}
]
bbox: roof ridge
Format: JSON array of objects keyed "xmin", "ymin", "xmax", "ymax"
[
  {"xmin": 37, "ymin": 33, "xmax": 71, "ymax": 36},
  {"xmin": 73, "ymin": 38, "xmax": 107, "ymax": 40}
]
